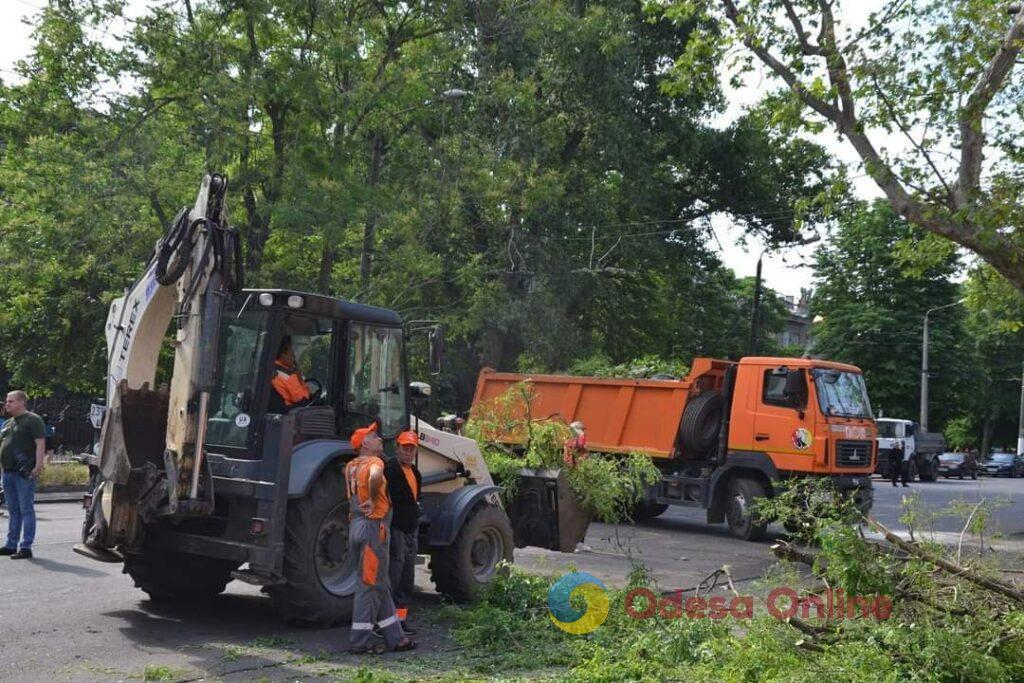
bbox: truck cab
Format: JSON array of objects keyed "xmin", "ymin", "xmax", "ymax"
[{"xmin": 873, "ymin": 418, "xmax": 944, "ymax": 481}]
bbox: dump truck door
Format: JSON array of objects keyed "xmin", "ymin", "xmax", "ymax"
[{"xmin": 751, "ymin": 366, "xmax": 816, "ymax": 472}]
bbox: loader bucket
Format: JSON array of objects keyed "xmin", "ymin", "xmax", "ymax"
[
  {"xmin": 98, "ymin": 381, "xmax": 168, "ymax": 484},
  {"xmin": 506, "ymin": 468, "xmax": 591, "ymax": 553}
]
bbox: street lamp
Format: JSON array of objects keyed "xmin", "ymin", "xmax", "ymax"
[
  {"xmin": 920, "ymin": 298, "xmax": 966, "ymax": 431},
  {"xmin": 747, "ymin": 234, "xmax": 820, "ymax": 356}
]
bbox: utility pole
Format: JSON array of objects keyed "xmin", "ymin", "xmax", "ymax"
[
  {"xmin": 1017, "ymin": 361, "xmax": 1024, "ymax": 456},
  {"xmin": 747, "ymin": 235, "xmax": 819, "ymax": 357},
  {"xmin": 920, "ymin": 299, "xmax": 965, "ymax": 432},
  {"xmin": 920, "ymin": 313, "xmax": 929, "ymax": 431},
  {"xmin": 747, "ymin": 255, "xmax": 764, "ymax": 356}
]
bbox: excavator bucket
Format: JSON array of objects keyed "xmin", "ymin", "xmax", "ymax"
[{"xmin": 506, "ymin": 468, "xmax": 591, "ymax": 553}]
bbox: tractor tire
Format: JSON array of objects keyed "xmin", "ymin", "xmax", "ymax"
[
  {"xmin": 629, "ymin": 500, "xmax": 669, "ymax": 522},
  {"xmin": 123, "ymin": 549, "xmax": 236, "ymax": 601},
  {"xmin": 430, "ymin": 503, "xmax": 513, "ymax": 602},
  {"xmin": 679, "ymin": 391, "xmax": 724, "ymax": 455},
  {"xmin": 267, "ymin": 466, "xmax": 354, "ymax": 627},
  {"xmin": 725, "ymin": 477, "xmax": 768, "ymax": 542}
]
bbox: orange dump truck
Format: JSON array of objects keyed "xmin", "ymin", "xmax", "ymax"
[{"xmin": 472, "ymin": 357, "xmax": 876, "ymax": 540}]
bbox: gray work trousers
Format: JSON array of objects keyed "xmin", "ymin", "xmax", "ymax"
[
  {"xmin": 389, "ymin": 526, "xmax": 418, "ymax": 613},
  {"xmin": 349, "ymin": 514, "xmax": 404, "ymax": 649}
]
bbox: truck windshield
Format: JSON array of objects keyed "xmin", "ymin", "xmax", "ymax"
[
  {"xmin": 346, "ymin": 324, "xmax": 406, "ymax": 438},
  {"xmin": 207, "ymin": 310, "xmax": 269, "ymax": 447},
  {"xmin": 812, "ymin": 368, "xmax": 873, "ymax": 419},
  {"xmin": 876, "ymin": 421, "xmax": 898, "ymax": 438}
]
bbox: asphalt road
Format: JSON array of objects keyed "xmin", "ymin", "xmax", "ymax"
[{"xmin": 1, "ymin": 475, "xmax": 1022, "ymax": 682}]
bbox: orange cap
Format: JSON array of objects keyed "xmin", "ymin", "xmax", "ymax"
[
  {"xmin": 350, "ymin": 423, "xmax": 378, "ymax": 451},
  {"xmin": 397, "ymin": 430, "xmax": 418, "ymax": 447}
]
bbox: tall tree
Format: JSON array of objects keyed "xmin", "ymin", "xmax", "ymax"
[
  {"xmin": 665, "ymin": 1, "xmax": 1024, "ymax": 289},
  {"xmin": 811, "ymin": 201, "xmax": 970, "ymax": 426}
]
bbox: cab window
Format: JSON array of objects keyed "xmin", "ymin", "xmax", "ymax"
[
  {"xmin": 207, "ymin": 310, "xmax": 269, "ymax": 447},
  {"xmin": 345, "ymin": 324, "xmax": 406, "ymax": 437},
  {"xmin": 762, "ymin": 368, "xmax": 807, "ymax": 409}
]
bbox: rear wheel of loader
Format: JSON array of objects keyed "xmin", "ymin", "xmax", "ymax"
[
  {"xmin": 430, "ymin": 503, "xmax": 513, "ymax": 602},
  {"xmin": 267, "ymin": 466, "xmax": 354, "ymax": 627},
  {"xmin": 725, "ymin": 477, "xmax": 768, "ymax": 542},
  {"xmin": 124, "ymin": 549, "xmax": 236, "ymax": 601}
]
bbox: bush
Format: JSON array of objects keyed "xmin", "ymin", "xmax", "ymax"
[{"xmin": 38, "ymin": 463, "xmax": 89, "ymax": 487}]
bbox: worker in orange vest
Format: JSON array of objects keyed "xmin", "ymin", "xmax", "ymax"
[
  {"xmin": 269, "ymin": 336, "xmax": 311, "ymax": 414},
  {"xmin": 345, "ymin": 424, "xmax": 416, "ymax": 654},
  {"xmin": 386, "ymin": 430, "xmax": 422, "ymax": 633}
]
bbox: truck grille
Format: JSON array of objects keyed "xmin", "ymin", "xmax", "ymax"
[{"xmin": 835, "ymin": 440, "xmax": 872, "ymax": 468}]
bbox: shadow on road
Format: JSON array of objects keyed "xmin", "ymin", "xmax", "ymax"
[
  {"xmin": 102, "ymin": 595, "xmax": 348, "ymax": 681},
  {"xmin": 30, "ymin": 556, "xmax": 108, "ymax": 578}
]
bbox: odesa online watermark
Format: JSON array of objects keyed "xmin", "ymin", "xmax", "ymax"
[{"xmin": 547, "ymin": 572, "xmax": 892, "ymax": 635}]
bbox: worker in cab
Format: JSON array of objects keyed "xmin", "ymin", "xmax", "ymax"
[
  {"xmin": 345, "ymin": 424, "xmax": 416, "ymax": 654},
  {"xmin": 269, "ymin": 336, "xmax": 311, "ymax": 414},
  {"xmin": 386, "ymin": 430, "xmax": 422, "ymax": 634}
]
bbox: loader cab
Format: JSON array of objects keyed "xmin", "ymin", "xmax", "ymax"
[{"xmin": 205, "ymin": 289, "xmax": 408, "ymax": 456}]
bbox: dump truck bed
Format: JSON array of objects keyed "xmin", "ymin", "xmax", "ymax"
[{"xmin": 471, "ymin": 369, "xmax": 695, "ymax": 458}]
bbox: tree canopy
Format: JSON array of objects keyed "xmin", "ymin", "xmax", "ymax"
[
  {"xmin": 0, "ymin": 0, "xmax": 821, "ymax": 401},
  {"xmin": 666, "ymin": 1, "xmax": 1024, "ymax": 289}
]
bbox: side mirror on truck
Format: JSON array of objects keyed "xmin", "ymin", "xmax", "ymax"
[{"xmin": 428, "ymin": 324, "xmax": 445, "ymax": 375}]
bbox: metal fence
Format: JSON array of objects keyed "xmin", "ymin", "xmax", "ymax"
[{"xmin": 27, "ymin": 394, "xmax": 98, "ymax": 456}]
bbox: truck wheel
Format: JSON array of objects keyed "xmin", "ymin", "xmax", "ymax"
[
  {"xmin": 919, "ymin": 459, "xmax": 937, "ymax": 482},
  {"xmin": 430, "ymin": 503, "xmax": 513, "ymax": 602},
  {"xmin": 725, "ymin": 478, "xmax": 767, "ymax": 542},
  {"xmin": 679, "ymin": 391, "xmax": 724, "ymax": 455},
  {"xmin": 124, "ymin": 549, "xmax": 236, "ymax": 601},
  {"xmin": 629, "ymin": 501, "xmax": 669, "ymax": 522},
  {"xmin": 267, "ymin": 467, "xmax": 354, "ymax": 627}
]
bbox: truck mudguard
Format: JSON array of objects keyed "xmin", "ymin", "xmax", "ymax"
[
  {"xmin": 425, "ymin": 484, "xmax": 503, "ymax": 547},
  {"xmin": 287, "ymin": 439, "xmax": 353, "ymax": 498},
  {"xmin": 706, "ymin": 450, "xmax": 780, "ymax": 523}
]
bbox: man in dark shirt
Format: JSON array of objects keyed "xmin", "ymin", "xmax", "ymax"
[
  {"xmin": 0, "ymin": 391, "xmax": 47, "ymax": 559},
  {"xmin": 890, "ymin": 440, "xmax": 909, "ymax": 488},
  {"xmin": 385, "ymin": 430, "xmax": 422, "ymax": 634}
]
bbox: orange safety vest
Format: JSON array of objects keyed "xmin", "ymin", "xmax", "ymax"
[
  {"xmin": 345, "ymin": 455, "xmax": 391, "ymax": 520},
  {"xmin": 271, "ymin": 360, "xmax": 311, "ymax": 406}
]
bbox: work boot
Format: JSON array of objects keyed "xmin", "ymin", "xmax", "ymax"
[
  {"xmin": 0, "ymin": 547, "xmax": 15, "ymax": 556},
  {"xmin": 11, "ymin": 549, "xmax": 33, "ymax": 560}
]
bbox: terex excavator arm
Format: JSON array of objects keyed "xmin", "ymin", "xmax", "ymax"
[{"xmin": 90, "ymin": 174, "xmax": 242, "ymax": 550}]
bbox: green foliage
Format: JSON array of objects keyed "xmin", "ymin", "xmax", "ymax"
[
  {"xmin": 566, "ymin": 354, "xmax": 690, "ymax": 379},
  {"xmin": 661, "ymin": 0, "xmax": 1024, "ymax": 295},
  {"xmin": 0, "ymin": 0, "xmax": 830, "ymax": 400},
  {"xmin": 945, "ymin": 415, "xmax": 976, "ymax": 450},
  {"xmin": 810, "ymin": 201, "xmax": 970, "ymax": 427},
  {"xmin": 38, "ymin": 463, "xmax": 89, "ymax": 488},
  {"xmin": 467, "ymin": 382, "xmax": 659, "ymax": 522}
]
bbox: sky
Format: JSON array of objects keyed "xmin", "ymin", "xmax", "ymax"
[{"xmin": 0, "ymin": 0, "xmax": 888, "ymax": 300}]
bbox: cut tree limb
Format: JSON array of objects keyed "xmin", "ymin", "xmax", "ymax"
[{"xmin": 867, "ymin": 517, "xmax": 1024, "ymax": 606}]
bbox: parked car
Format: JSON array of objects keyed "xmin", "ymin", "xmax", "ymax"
[
  {"xmin": 982, "ymin": 452, "xmax": 1023, "ymax": 478},
  {"xmin": 937, "ymin": 452, "xmax": 978, "ymax": 480}
]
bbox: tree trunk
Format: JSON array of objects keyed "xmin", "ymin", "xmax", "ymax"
[
  {"xmin": 358, "ymin": 132, "xmax": 385, "ymax": 301},
  {"xmin": 980, "ymin": 412, "xmax": 995, "ymax": 458}
]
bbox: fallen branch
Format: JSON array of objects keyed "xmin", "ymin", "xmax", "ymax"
[
  {"xmin": 867, "ymin": 517, "xmax": 1024, "ymax": 606},
  {"xmin": 771, "ymin": 541, "xmax": 819, "ymax": 568},
  {"xmin": 956, "ymin": 498, "xmax": 986, "ymax": 566}
]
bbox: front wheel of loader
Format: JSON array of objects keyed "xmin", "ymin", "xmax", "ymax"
[
  {"xmin": 124, "ymin": 549, "xmax": 236, "ymax": 601},
  {"xmin": 267, "ymin": 466, "xmax": 354, "ymax": 627},
  {"xmin": 430, "ymin": 503, "xmax": 513, "ymax": 602}
]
